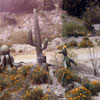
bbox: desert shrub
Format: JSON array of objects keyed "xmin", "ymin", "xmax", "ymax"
[
  {"xmin": 83, "ymin": 4, "xmax": 100, "ymax": 30},
  {"xmin": 65, "ymin": 40, "xmax": 78, "ymax": 48},
  {"xmin": 30, "ymin": 67, "xmax": 49, "ymax": 84},
  {"xmin": 56, "ymin": 68, "xmax": 72, "ymax": 86},
  {"xmin": 0, "ymin": 89, "xmax": 12, "ymax": 100},
  {"xmin": 97, "ymin": 39, "xmax": 100, "ymax": 46},
  {"xmin": 62, "ymin": 21, "xmax": 88, "ymax": 37},
  {"xmin": 21, "ymin": 88, "xmax": 44, "ymax": 100},
  {"xmin": 0, "ymin": 68, "xmax": 25, "ymax": 94},
  {"xmin": 10, "ymin": 48, "xmax": 16, "ymax": 53},
  {"xmin": 82, "ymin": 79, "xmax": 100, "ymax": 96},
  {"xmin": 96, "ymin": 30, "xmax": 100, "ymax": 36},
  {"xmin": 42, "ymin": 89, "xmax": 58, "ymax": 100},
  {"xmin": 68, "ymin": 40, "xmax": 78, "ymax": 47},
  {"xmin": 18, "ymin": 50, "xmax": 23, "ymax": 54},
  {"xmin": 8, "ymin": 30, "xmax": 31, "ymax": 45},
  {"xmin": 18, "ymin": 66, "xmax": 32, "ymax": 78},
  {"xmin": 0, "ymin": 74, "xmax": 8, "ymax": 90},
  {"xmin": 42, "ymin": 94, "xmax": 51, "ymax": 100},
  {"xmin": 66, "ymin": 86, "xmax": 92, "ymax": 100},
  {"xmin": 78, "ymin": 39, "xmax": 93, "ymax": 48}
]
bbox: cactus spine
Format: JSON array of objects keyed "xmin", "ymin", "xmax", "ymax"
[{"xmin": 28, "ymin": 9, "xmax": 48, "ymax": 65}]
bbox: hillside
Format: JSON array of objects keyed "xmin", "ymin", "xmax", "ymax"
[{"xmin": 0, "ymin": 9, "xmax": 62, "ymax": 44}]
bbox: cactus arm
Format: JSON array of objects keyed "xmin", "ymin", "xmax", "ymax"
[
  {"xmin": 42, "ymin": 38, "xmax": 48, "ymax": 50},
  {"xmin": 5, "ymin": 55, "xmax": 12, "ymax": 71},
  {"xmin": 9, "ymin": 55, "xmax": 15, "ymax": 66},
  {"xmin": 69, "ymin": 58, "xmax": 77, "ymax": 66},
  {"xmin": 0, "ymin": 56, "xmax": 5, "ymax": 67},
  {"xmin": 28, "ymin": 29, "xmax": 36, "ymax": 46}
]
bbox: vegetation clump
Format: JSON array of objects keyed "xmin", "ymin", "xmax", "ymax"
[
  {"xmin": 78, "ymin": 39, "xmax": 93, "ymax": 48},
  {"xmin": 21, "ymin": 88, "xmax": 44, "ymax": 100},
  {"xmin": 56, "ymin": 68, "xmax": 72, "ymax": 86},
  {"xmin": 83, "ymin": 4, "xmax": 100, "ymax": 30},
  {"xmin": 62, "ymin": 21, "xmax": 88, "ymax": 37},
  {"xmin": 30, "ymin": 67, "xmax": 49, "ymax": 84},
  {"xmin": 66, "ymin": 86, "xmax": 92, "ymax": 100},
  {"xmin": 83, "ymin": 79, "xmax": 100, "ymax": 96}
]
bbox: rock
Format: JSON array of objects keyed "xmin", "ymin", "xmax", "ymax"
[
  {"xmin": 73, "ymin": 82, "xmax": 82, "ymax": 88},
  {"xmin": 65, "ymin": 83, "xmax": 74, "ymax": 91},
  {"xmin": 92, "ymin": 24, "xmax": 100, "ymax": 31},
  {"xmin": 47, "ymin": 38, "xmax": 63, "ymax": 50}
]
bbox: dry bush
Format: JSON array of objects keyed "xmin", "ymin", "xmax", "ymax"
[
  {"xmin": 10, "ymin": 48, "xmax": 16, "ymax": 53},
  {"xmin": 8, "ymin": 30, "xmax": 31, "ymax": 45}
]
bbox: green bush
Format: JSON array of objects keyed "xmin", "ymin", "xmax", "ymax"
[
  {"xmin": 21, "ymin": 88, "xmax": 44, "ymax": 100},
  {"xmin": 62, "ymin": 21, "xmax": 88, "ymax": 37},
  {"xmin": 30, "ymin": 67, "xmax": 49, "ymax": 84},
  {"xmin": 83, "ymin": 4, "xmax": 100, "ymax": 30},
  {"xmin": 18, "ymin": 66, "xmax": 32, "ymax": 78},
  {"xmin": 66, "ymin": 86, "xmax": 92, "ymax": 100},
  {"xmin": 56, "ymin": 68, "xmax": 72, "ymax": 86},
  {"xmin": 65, "ymin": 40, "xmax": 78, "ymax": 48},
  {"xmin": 82, "ymin": 80, "xmax": 100, "ymax": 96},
  {"xmin": 78, "ymin": 39, "xmax": 93, "ymax": 48}
]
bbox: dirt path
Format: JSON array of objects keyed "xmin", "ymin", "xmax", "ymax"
[{"xmin": 14, "ymin": 46, "xmax": 100, "ymax": 63}]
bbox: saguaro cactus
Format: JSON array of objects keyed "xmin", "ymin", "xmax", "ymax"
[{"xmin": 28, "ymin": 9, "xmax": 48, "ymax": 65}]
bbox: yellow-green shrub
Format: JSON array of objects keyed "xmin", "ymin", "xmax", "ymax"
[
  {"xmin": 56, "ymin": 68, "xmax": 72, "ymax": 86},
  {"xmin": 30, "ymin": 67, "xmax": 49, "ymax": 84},
  {"xmin": 1, "ymin": 68, "xmax": 25, "ymax": 91},
  {"xmin": 62, "ymin": 21, "xmax": 88, "ymax": 37},
  {"xmin": 21, "ymin": 88, "xmax": 44, "ymax": 100},
  {"xmin": 78, "ymin": 40, "xmax": 93, "ymax": 48},
  {"xmin": 18, "ymin": 66, "xmax": 32, "ymax": 78},
  {"xmin": 66, "ymin": 86, "xmax": 92, "ymax": 100},
  {"xmin": 83, "ymin": 80, "xmax": 100, "ymax": 96}
]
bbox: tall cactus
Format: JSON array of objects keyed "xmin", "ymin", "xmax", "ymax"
[{"xmin": 28, "ymin": 9, "xmax": 48, "ymax": 65}]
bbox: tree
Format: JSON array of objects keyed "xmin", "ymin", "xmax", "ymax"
[
  {"xmin": 62, "ymin": 0, "xmax": 100, "ymax": 17},
  {"xmin": 83, "ymin": 4, "xmax": 100, "ymax": 30}
]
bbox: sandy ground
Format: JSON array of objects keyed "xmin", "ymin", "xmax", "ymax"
[{"xmin": 14, "ymin": 46, "xmax": 100, "ymax": 66}]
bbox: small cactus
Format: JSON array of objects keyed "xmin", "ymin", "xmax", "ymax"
[
  {"xmin": 59, "ymin": 47, "xmax": 76, "ymax": 68},
  {"xmin": 0, "ymin": 45, "xmax": 22, "ymax": 72}
]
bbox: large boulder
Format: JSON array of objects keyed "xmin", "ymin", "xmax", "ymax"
[
  {"xmin": 0, "ymin": 45, "xmax": 10, "ymax": 55},
  {"xmin": 47, "ymin": 38, "xmax": 63, "ymax": 50}
]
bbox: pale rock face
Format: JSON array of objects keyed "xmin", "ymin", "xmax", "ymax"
[
  {"xmin": 47, "ymin": 38, "xmax": 63, "ymax": 50},
  {"xmin": 0, "ymin": 9, "xmax": 62, "ymax": 42}
]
